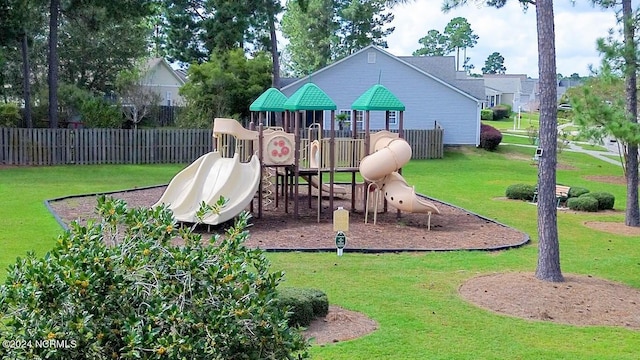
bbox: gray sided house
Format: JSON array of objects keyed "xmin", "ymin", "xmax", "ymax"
[
  {"xmin": 482, "ymin": 74, "xmax": 540, "ymax": 112},
  {"xmin": 140, "ymin": 58, "xmax": 186, "ymax": 106},
  {"xmin": 280, "ymin": 45, "xmax": 483, "ymax": 146}
]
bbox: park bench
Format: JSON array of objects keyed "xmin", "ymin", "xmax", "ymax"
[{"xmin": 533, "ymin": 184, "xmax": 571, "ymax": 208}]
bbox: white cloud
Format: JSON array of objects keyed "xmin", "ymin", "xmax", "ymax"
[{"xmin": 385, "ymin": 1, "xmax": 619, "ymax": 77}]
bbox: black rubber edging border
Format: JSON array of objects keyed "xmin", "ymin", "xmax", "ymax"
[{"xmin": 44, "ymin": 187, "xmax": 530, "ymax": 253}]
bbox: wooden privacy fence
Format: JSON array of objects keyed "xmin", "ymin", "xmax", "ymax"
[
  {"xmin": 1, "ymin": 127, "xmax": 444, "ymax": 166},
  {"xmin": 1, "ymin": 128, "xmax": 213, "ymax": 165}
]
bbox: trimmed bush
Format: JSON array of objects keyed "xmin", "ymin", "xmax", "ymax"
[
  {"xmin": 479, "ymin": 124, "xmax": 503, "ymax": 151},
  {"xmin": 299, "ymin": 288, "xmax": 329, "ymax": 318},
  {"xmin": 568, "ymin": 186, "xmax": 590, "ymax": 198},
  {"xmin": 505, "ymin": 183, "xmax": 536, "ymax": 201},
  {"xmin": 0, "ymin": 197, "xmax": 309, "ymax": 359},
  {"xmin": 491, "ymin": 105, "xmax": 510, "ymax": 120},
  {"xmin": 481, "ymin": 109, "xmax": 493, "ymax": 120},
  {"xmin": 567, "ymin": 195, "xmax": 599, "ymax": 212},
  {"xmin": 279, "ymin": 287, "xmax": 329, "ymax": 327},
  {"xmin": 588, "ymin": 192, "xmax": 615, "ymax": 210}
]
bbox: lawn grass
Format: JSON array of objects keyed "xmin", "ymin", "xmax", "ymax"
[
  {"xmin": 500, "ymin": 133, "xmax": 536, "ymax": 146},
  {"xmin": 576, "ymin": 143, "xmax": 609, "ymax": 152},
  {"xmin": 1, "ymin": 147, "xmax": 639, "ymax": 359},
  {"xmin": 0, "ymin": 164, "xmax": 185, "ymax": 275}
]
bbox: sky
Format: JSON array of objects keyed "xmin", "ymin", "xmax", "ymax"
[{"xmin": 384, "ymin": 1, "xmax": 620, "ymax": 78}]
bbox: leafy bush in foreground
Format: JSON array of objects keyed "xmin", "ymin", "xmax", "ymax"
[
  {"xmin": 505, "ymin": 183, "xmax": 536, "ymax": 201},
  {"xmin": 0, "ymin": 196, "xmax": 308, "ymax": 359}
]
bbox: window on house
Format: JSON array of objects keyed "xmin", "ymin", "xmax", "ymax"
[
  {"xmin": 336, "ymin": 110, "xmax": 365, "ymax": 130},
  {"xmin": 166, "ymin": 91, "xmax": 172, "ymax": 106},
  {"xmin": 367, "ymin": 51, "xmax": 376, "ymax": 64},
  {"xmin": 388, "ymin": 111, "xmax": 398, "ymax": 126},
  {"xmin": 354, "ymin": 110, "xmax": 364, "ymax": 130},
  {"xmin": 337, "ymin": 110, "xmax": 351, "ymax": 131}
]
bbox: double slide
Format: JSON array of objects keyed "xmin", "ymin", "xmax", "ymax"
[
  {"xmin": 359, "ymin": 132, "xmax": 440, "ymax": 215},
  {"xmin": 153, "ymin": 152, "xmax": 261, "ymax": 225},
  {"xmin": 153, "ymin": 118, "xmax": 264, "ymax": 226}
]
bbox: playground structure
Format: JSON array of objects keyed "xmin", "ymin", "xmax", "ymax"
[{"xmin": 154, "ymin": 83, "xmax": 440, "ymax": 226}]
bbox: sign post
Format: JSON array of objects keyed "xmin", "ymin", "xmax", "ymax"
[
  {"xmin": 333, "ymin": 207, "xmax": 349, "ymax": 256},
  {"xmin": 335, "ymin": 231, "xmax": 346, "ymax": 256}
]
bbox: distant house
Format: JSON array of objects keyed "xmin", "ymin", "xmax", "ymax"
[
  {"xmin": 280, "ymin": 45, "xmax": 484, "ymax": 146},
  {"xmin": 483, "ymin": 74, "xmax": 524, "ymax": 109},
  {"xmin": 482, "ymin": 74, "xmax": 541, "ymax": 112},
  {"xmin": 139, "ymin": 58, "xmax": 186, "ymax": 106}
]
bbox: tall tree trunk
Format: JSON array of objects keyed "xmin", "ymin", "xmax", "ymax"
[
  {"xmin": 622, "ymin": 0, "xmax": 640, "ymax": 226},
  {"xmin": 21, "ymin": 32, "xmax": 32, "ymax": 128},
  {"xmin": 534, "ymin": 0, "xmax": 563, "ymax": 282},
  {"xmin": 269, "ymin": 12, "xmax": 280, "ymax": 89},
  {"xmin": 48, "ymin": 0, "xmax": 59, "ymax": 129}
]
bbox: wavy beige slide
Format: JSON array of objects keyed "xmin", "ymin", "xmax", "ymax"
[
  {"xmin": 154, "ymin": 152, "xmax": 261, "ymax": 225},
  {"xmin": 359, "ymin": 133, "xmax": 440, "ymax": 215}
]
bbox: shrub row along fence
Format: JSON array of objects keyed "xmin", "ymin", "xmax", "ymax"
[{"xmin": 1, "ymin": 127, "xmax": 444, "ymax": 166}]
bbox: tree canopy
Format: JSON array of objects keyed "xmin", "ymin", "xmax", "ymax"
[
  {"xmin": 281, "ymin": 0, "xmax": 397, "ymax": 76},
  {"xmin": 482, "ymin": 52, "xmax": 507, "ymax": 74},
  {"xmin": 178, "ymin": 48, "xmax": 272, "ymax": 128},
  {"xmin": 412, "ymin": 17, "xmax": 478, "ymax": 71}
]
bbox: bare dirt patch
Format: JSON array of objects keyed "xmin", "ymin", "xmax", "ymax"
[
  {"xmin": 460, "ymin": 272, "xmax": 640, "ymax": 330},
  {"xmin": 584, "ymin": 175, "xmax": 626, "ymax": 185},
  {"xmin": 303, "ymin": 306, "xmax": 378, "ymax": 345},
  {"xmin": 583, "ymin": 221, "xmax": 640, "ymax": 237}
]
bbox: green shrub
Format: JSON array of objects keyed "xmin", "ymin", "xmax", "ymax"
[
  {"xmin": 279, "ymin": 289, "xmax": 314, "ymax": 327},
  {"xmin": 0, "ymin": 196, "xmax": 308, "ymax": 359},
  {"xmin": 588, "ymin": 192, "xmax": 615, "ymax": 210},
  {"xmin": 491, "ymin": 105, "xmax": 510, "ymax": 120},
  {"xmin": 481, "ymin": 109, "xmax": 493, "ymax": 120},
  {"xmin": 279, "ymin": 287, "xmax": 329, "ymax": 327},
  {"xmin": 479, "ymin": 124, "xmax": 503, "ymax": 151},
  {"xmin": 80, "ymin": 97, "xmax": 123, "ymax": 128},
  {"xmin": 0, "ymin": 103, "xmax": 22, "ymax": 127},
  {"xmin": 568, "ymin": 186, "xmax": 590, "ymax": 198},
  {"xmin": 505, "ymin": 183, "xmax": 536, "ymax": 201},
  {"xmin": 567, "ymin": 195, "xmax": 599, "ymax": 212}
]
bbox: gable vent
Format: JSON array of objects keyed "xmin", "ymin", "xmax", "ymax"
[{"xmin": 367, "ymin": 51, "xmax": 376, "ymax": 64}]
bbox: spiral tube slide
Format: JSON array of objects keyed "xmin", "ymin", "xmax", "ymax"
[{"xmin": 359, "ymin": 135, "xmax": 440, "ymax": 214}]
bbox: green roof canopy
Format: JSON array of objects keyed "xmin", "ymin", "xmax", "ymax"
[
  {"xmin": 283, "ymin": 83, "xmax": 337, "ymax": 111},
  {"xmin": 250, "ymin": 88, "xmax": 288, "ymax": 112},
  {"xmin": 351, "ymin": 84, "xmax": 405, "ymax": 111}
]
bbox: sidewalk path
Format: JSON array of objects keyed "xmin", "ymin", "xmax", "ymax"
[{"xmin": 501, "ymin": 133, "xmax": 623, "ymax": 167}]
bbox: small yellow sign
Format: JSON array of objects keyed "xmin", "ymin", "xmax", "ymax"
[{"xmin": 333, "ymin": 207, "xmax": 349, "ymax": 232}]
